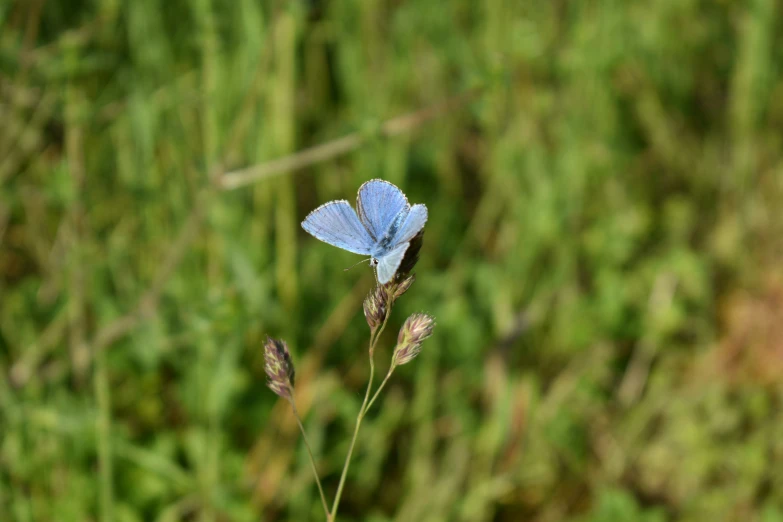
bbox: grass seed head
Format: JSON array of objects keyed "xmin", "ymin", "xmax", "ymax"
[
  {"xmin": 392, "ymin": 274, "xmax": 416, "ymax": 300},
  {"xmin": 392, "ymin": 313, "xmax": 435, "ymax": 367},
  {"xmin": 363, "ymin": 285, "xmax": 388, "ymax": 330},
  {"xmin": 264, "ymin": 336, "xmax": 295, "ymax": 400}
]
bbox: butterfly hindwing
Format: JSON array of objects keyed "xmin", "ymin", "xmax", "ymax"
[
  {"xmin": 357, "ymin": 179, "xmax": 410, "ymax": 240},
  {"xmin": 301, "ymin": 200, "xmax": 374, "ymax": 255},
  {"xmin": 375, "ymin": 242, "xmax": 409, "ymax": 284},
  {"xmin": 391, "ymin": 204, "xmax": 428, "ymax": 245},
  {"xmin": 373, "ymin": 205, "xmax": 427, "ymax": 282}
]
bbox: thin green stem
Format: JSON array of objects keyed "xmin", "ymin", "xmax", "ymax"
[
  {"xmin": 330, "ymin": 349, "xmax": 375, "ymax": 519},
  {"xmin": 290, "ymin": 401, "xmax": 331, "ymax": 521},
  {"xmin": 364, "ymin": 368, "xmax": 395, "ymax": 414},
  {"xmin": 331, "ymin": 291, "xmax": 394, "ymax": 521},
  {"xmin": 94, "ymin": 344, "xmax": 114, "ymax": 522}
]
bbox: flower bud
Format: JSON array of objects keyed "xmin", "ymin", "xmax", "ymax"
[
  {"xmin": 391, "ymin": 313, "xmax": 435, "ymax": 367},
  {"xmin": 263, "ymin": 336, "xmax": 295, "ymax": 400},
  {"xmin": 363, "ymin": 285, "xmax": 388, "ymax": 330}
]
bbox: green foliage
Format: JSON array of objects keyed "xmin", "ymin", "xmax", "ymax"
[{"xmin": 2, "ymin": 0, "xmax": 783, "ymax": 520}]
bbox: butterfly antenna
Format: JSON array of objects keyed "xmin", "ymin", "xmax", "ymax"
[{"xmin": 344, "ymin": 258, "xmax": 371, "ymax": 272}]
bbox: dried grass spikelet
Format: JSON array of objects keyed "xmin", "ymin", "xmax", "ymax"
[
  {"xmin": 264, "ymin": 336, "xmax": 295, "ymax": 400},
  {"xmin": 392, "ymin": 274, "xmax": 416, "ymax": 300},
  {"xmin": 363, "ymin": 285, "xmax": 388, "ymax": 329},
  {"xmin": 392, "ymin": 313, "xmax": 435, "ymax": 367}
]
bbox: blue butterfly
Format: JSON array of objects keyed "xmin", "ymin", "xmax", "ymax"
[{"xmin": 302, "ymin": 179, "xmax": 428, "ymax": 284}]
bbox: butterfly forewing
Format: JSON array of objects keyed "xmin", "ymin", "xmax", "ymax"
[
  {"xmin": 301, "ymin": 200, "xmax": 374, "ymax": 255},
  {"xmin": 357, "ymin": 180, "xmax": 410, "ymax": 240}
]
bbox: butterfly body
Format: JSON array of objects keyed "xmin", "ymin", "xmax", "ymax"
[{"xmin": 302, "ymin": 180, "xmax": 427, "ymax": 284}]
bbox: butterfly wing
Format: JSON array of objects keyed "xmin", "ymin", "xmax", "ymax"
[
  {"xmin": 301, "ymin": 200, "xmax": 375, "ymax": 255},
  {"xmin": 357, "ymin": 179, "xmax": 410, "ymax": 240},
  {"xmin": 375, "ymin": 204, "xmax": 427, "ymax": 283},
  {"xmin": 375, "ymin": 242, "xmax": 409, "ymax": 284},
  {"xmin": 391, "ymin": 204, "xmax": 428, "ymax": 244}
]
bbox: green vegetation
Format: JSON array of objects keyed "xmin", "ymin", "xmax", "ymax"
[{"xmin": 2, "ymin": 0, "xmax": 783, "ymax": 520}]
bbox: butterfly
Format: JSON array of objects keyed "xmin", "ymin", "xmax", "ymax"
[{"xmin": 301, "ymin": 179, "xmax": 428, "ymax": 284}]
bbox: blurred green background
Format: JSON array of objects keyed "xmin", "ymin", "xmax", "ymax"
[{"xmin": 3, "ymin": 0, "xmax": 783, "ymax": 521}]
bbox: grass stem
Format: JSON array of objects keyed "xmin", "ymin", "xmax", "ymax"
[
  {"xmin": 365, "ymin": 369, "xmax": 395, "ymax": 414},
  {"xmin": 331, "ymin": 294, "xmax": 393, "ymax": 521},
  {"xmin": 291, "ymin": 401, "xmax": 331, "ymax": 521}
]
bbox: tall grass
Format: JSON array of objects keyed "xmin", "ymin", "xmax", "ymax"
[{"xmin": 2, "ymin": 1, "xmax": 783, "ymax": 521}]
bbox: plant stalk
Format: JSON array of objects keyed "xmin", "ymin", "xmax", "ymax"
[
  {"xmin": 365, "ymin": 368, "xmax": 395, "ymax": 414},
  {"xmin": 290, "ymin": 401, "xmax": 331, "ymax": 520},
  {"xmin": 331, "ymin": 291, "xmax": 394, "ymax": 521}
]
